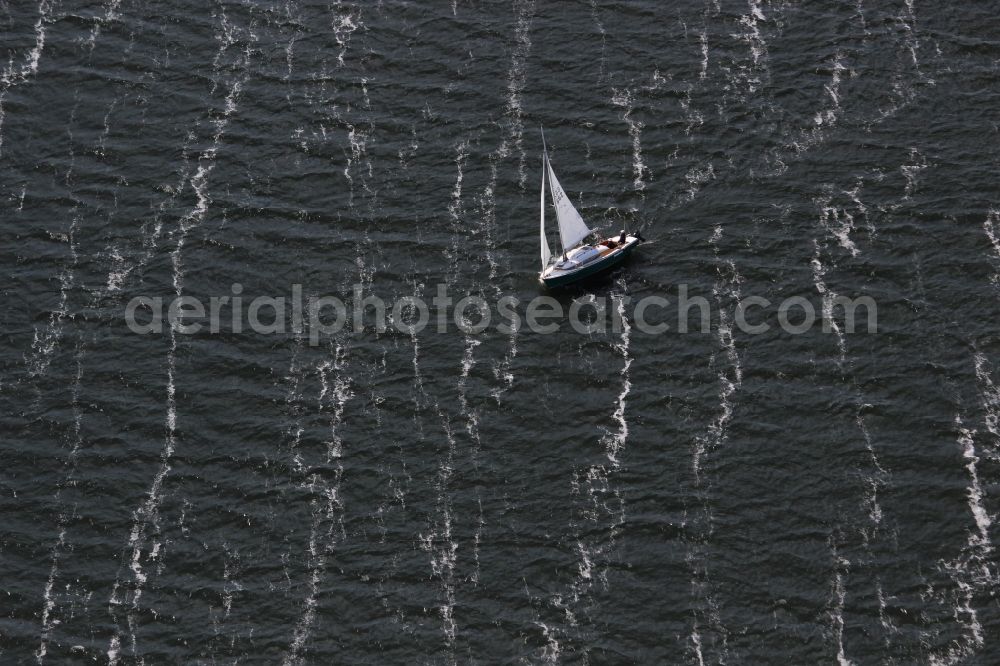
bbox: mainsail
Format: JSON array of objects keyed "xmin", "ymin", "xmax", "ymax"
[
  {"xmin": 546, "ymin": 159, "xmax": 591, "ymax": 252},
  {"xmin": 540, "ymin": 152, "xmax": 551, "ymax": 268}
]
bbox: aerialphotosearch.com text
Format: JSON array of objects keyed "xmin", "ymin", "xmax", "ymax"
[{"xmin": 123, "ymin": 283, "xmax": 877, "ymax": 345}]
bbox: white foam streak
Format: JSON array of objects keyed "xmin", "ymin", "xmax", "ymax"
[
  {"xmin": 694, "ymin": 252, "xmax": 743, "ymax": 480},
  {"xmin": 686, "ymin": 548, "xmax": 729, "ymax": 665},
  {"xmin": 824, "ymin": 58, "xmax": 844, "ymax": 110},
  {"xmin": 973, "ymin": 352, "xmax": 1000, "ymax": 454},
  {"xmin": 611, "ymin": 88, "xmax": 647, "ymax": 192},
  {"xmin": 24, "ymin": 2, "xmax": 48, "ymax": 77},
  {"xmin": 458, "ymin": 337, "xmax": 481, "ymax": 447},
  {"xmin": 603, "ymin": 297, "xmax": 631, "ymax": 467},
  {"xmin": 538, "ymin": 622, "xmax": 561, "ymax": 663},
  {"xmin": 984, "ymin": 209, "xmax": 1000, "ymax": 256},
  {"xmin": 103, "ymin": 136, "xmax": 196, "ymax": 294},
  {"xmin": 773, "ymin": 52, "xmax": 845, "ymax": 165},
  {"xmin": 0, "ymin": 1, "xmax": 52, "ymax": 154},
  {"xmin": 25, "ymin": 213, "xmax": 78, "ymax": 378},
  {"xmin": 735, "ymin": 0, "xmax": 769, "ymax": 92},
  {"xmin": 589, "ymin": 0, "xmax": 608, "ymax": 82},
  {"xmin": 331, "ymin": 3, "xmax": 361, "ymax": 67},
  {"xmin": 506, "ymin": 0, "xmax": 535, "ymax": 189},
  {"xmin": 478, "ymin": 162, "xmax": 514, "ymax": 400},
  {"xmin": 473, "ymin": 3, "xmax": 538, "ymax": 401},
  {"xmin": 827, "ymin": 541, "xmax": 854, "ymax": 666},
  {"xmin": 36, "ymin": 530, "xmax": 63, "ymax": 663},
  {"xmin": 28, "ymin": 5, "xmax": 49, "ymax": 72},
  {"xmin": 875, "ymin": 580, "xmax": 895, "ymax": 644},
  {"xmin": 550, "ymin": 299, "xmax": 633, "ymax": 654},
  {"xmin": 901, "ymin": 0, "xmax": 921, "ymax": 72},
  {"xmin": 562, "ymin": 472, "xmax": 620, "ymax": 615},
  {"xmin": 811, "ymin": 244, "xmax": 847, "ymax": 365},
  {"xmin": 691, "ymin": 624, "xmax": 705, "ymax": 666},
  {"xmin": 108, "ymin": 28, "xmax": 250, "ymax": 657},
  {"xmin": 717, "ymin": 0, "xmax": 770, "ymax": 97},
  {"xmin": 926, "ymin": 411, "xmax": 996, "ymax": 665},
  {"xmin": 448, "ymin": 140, "xmax": 469, "ymax": 225},
  {"xmin": 420, "ymin": 412, "xmax": 459, "ymax": 657},
  {"xmin": 686, "ymin": 240, "xmax": 741, "ymax": 663},
  {"xmin": 317, "ymin": 349, "xmax": 354, "ymax": 460},
  {"xmin": 36, "ymin": 348, "xmax": 86, "ymax": 663},
  {"xmin": 855, "ymin": 411, "xmax": 886, "ymax": 531},
  {"xmin": 679, "ymin": 85, "xmax": 705, "ymax": 137},
  {"xmin": 343, "ymin": 123, "xmax": 373, "ymax": 204},
  {"xmin": 87, "ymin": 0, "xmax": 123, "ymax": 48},
  {"xmin": 683, "ymin": 162, "xmax": 715, "ymax": 202},
  {"xmin": 107, "ymin": 635, "xmax": 121, "ymax": 665},
  {"xmin": 476, "ymin": 164, "xmax": 501, "ymax": 283},
  {"xmin": 284, "ymin": 484, "xmax": 344, "ymax": 665},
  {"xmin": 901, "ymin": 147, "xmax": 928, "ymax": 200},
  {"xmin": 284, "ymin": 346, "xmax": 352, "ymax": 665},
  {"xmin": 24, "ymin": 94, "xmax": 83, "ymax": 379},
  {"xmin": 983, "ymin": 209, "xmax": 1000, "ymax": 290},
  {"xmin": 220, "ymin": 549, "xmax": 242, "ymax": 618},
  {"xmin": 955, "ymin": 420, "xmax": 992, "ymax": 547},
  {"xmin": 698, "ymin": 28, "xmax": 709, "ymax": 80},
  {"xmin": 817, "ymin": 197, "xmax": 860, "ymax": 257}
]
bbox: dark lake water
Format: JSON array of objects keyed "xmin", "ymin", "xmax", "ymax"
[{"xmin": 2, "ymin": 0, "xmax": 1000, "ymax": 663}]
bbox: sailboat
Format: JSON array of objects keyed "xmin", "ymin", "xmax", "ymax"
[{"xmin": 539, "ymin": 131, "xmax": 642, "ymax": 288}]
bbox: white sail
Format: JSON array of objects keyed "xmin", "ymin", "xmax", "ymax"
[
  {"xmin": 546, "ymin": 161, "xmax": 591, "ymax": 252},
  {"xmin": 540, "ymin": 153, "xmax": 551, "ymax": 268}
]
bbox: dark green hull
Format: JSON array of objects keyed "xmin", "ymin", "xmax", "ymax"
[{"xmin": 540, "ymin": 242, "xmax": 638, "ymax": 288}]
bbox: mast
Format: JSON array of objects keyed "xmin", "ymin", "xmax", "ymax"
[
  {"xmin": 545, "ymin": 157, "xmax": 591, "ymax": 255},
  {"xmin": 540, "ymin": 131, "xmax": 551, "ymax": 269},
  {"xmin": 538, "ymin": 125, "xmax": 568, "ymax": 265}
]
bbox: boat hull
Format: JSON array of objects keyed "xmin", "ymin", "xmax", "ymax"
[{"xmin": 540, "ymin": 236, "xmax": 640, "ymax": 288}]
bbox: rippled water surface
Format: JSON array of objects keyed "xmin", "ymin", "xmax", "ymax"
[{"xmin": 3, "ymin": 0, "xmax": 1000, "ymax": 663}]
